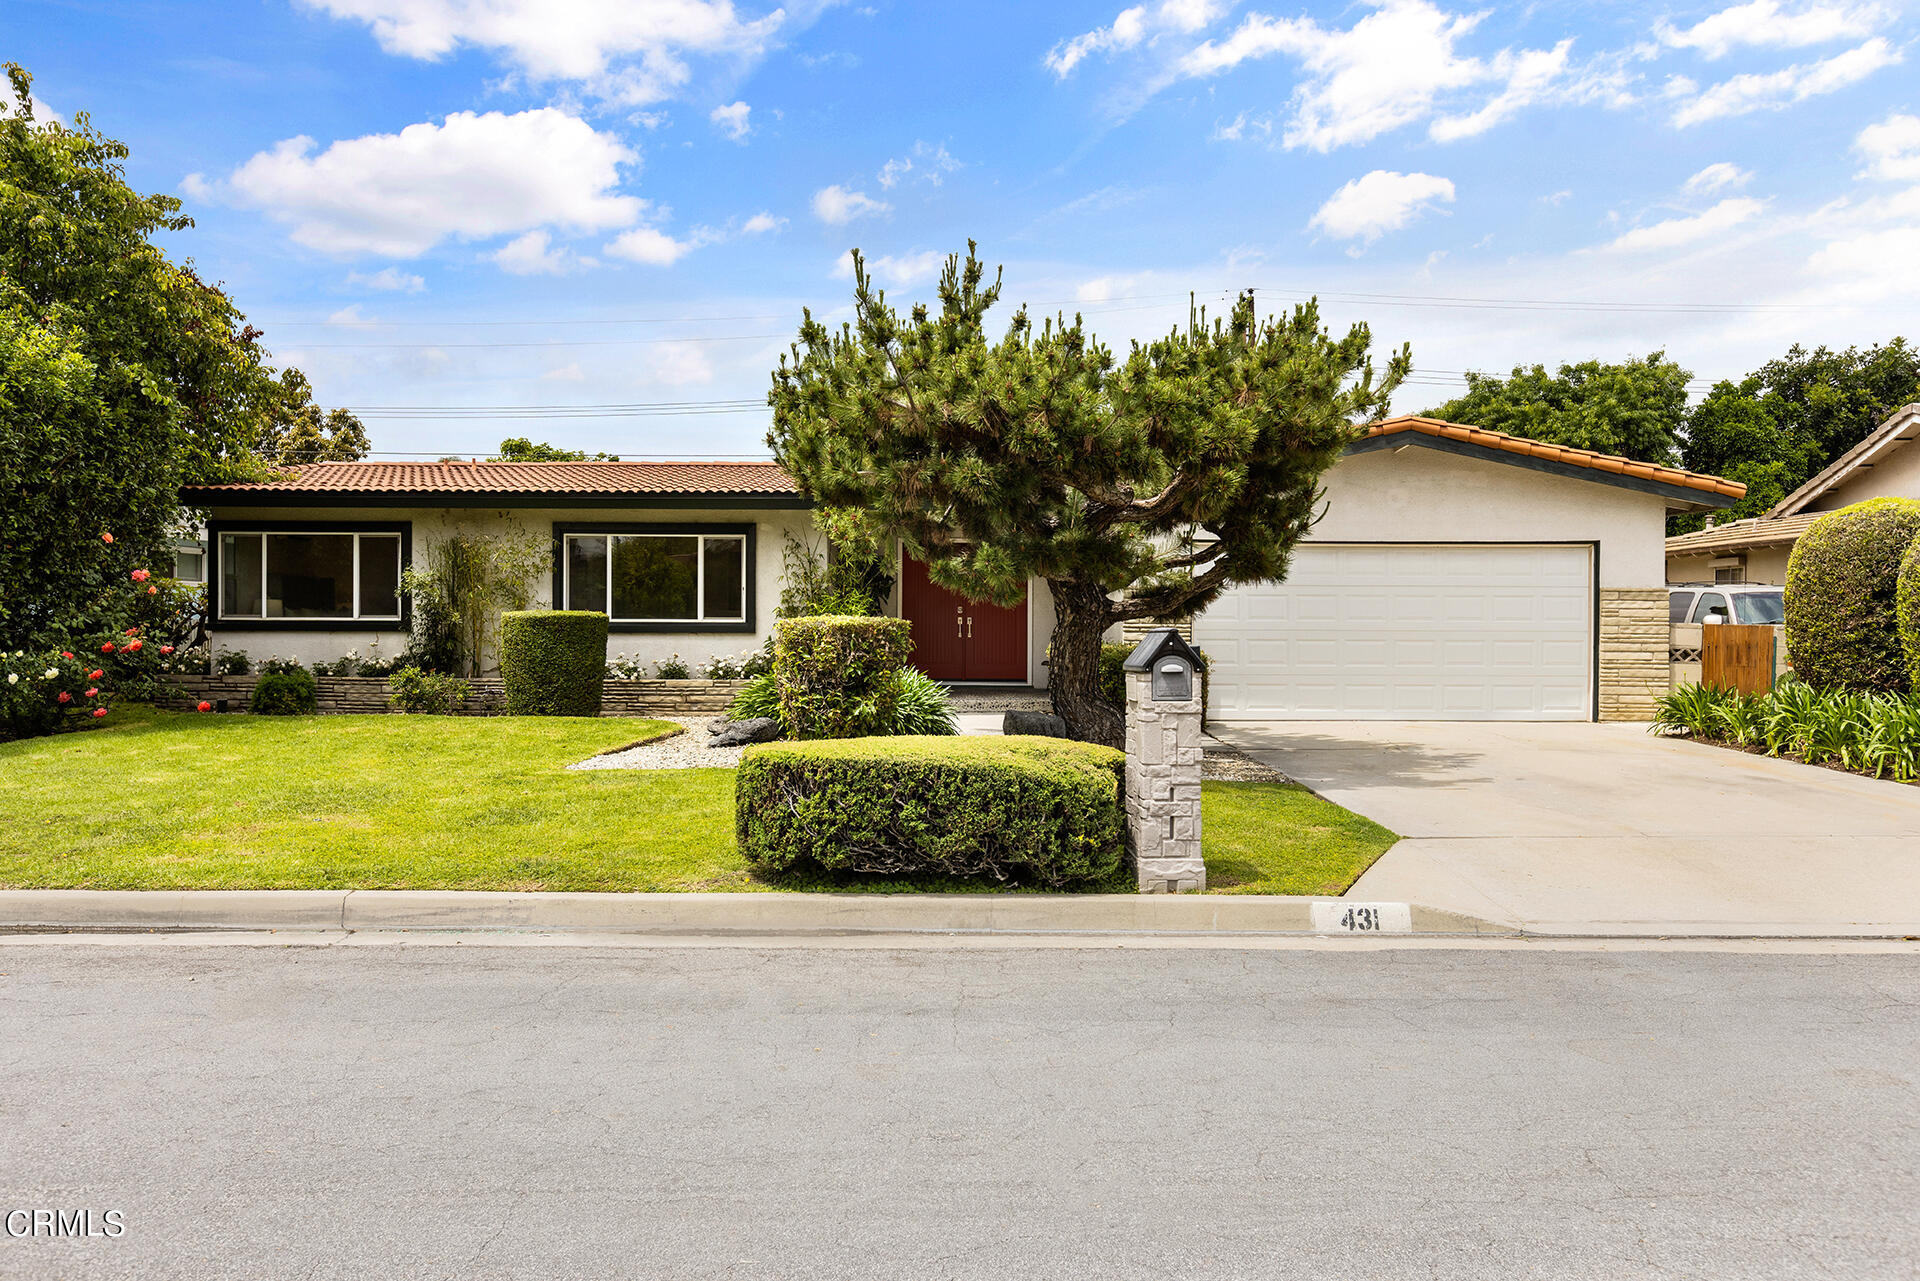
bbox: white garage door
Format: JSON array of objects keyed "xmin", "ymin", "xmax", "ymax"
[{"xmin": 1195, "ymin": 544, "xmax": 1593, "ymax": 721}]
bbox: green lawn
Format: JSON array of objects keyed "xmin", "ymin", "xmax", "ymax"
[{"xmin": 0, "ymin": 708, "xmax": 1396, "ymax": 895}]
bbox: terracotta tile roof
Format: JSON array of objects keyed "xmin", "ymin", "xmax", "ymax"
[
  {"xmin": 1663, "ymin": 512, "xmax": 1823, "ymax": 555},
  {"xmin": 181, "ymin": 459, "xmax": 800, "ymax": 498},
  {"xmin": 1365, "ymin": 415, "xmax": 1746, "ymax": 500}
]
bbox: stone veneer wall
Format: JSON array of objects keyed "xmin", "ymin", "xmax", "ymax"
[
  {"xmin": 1598, "ymin": 589, "xmax": 1668, "ymax": 722},
  {"xmin": 157, "ymin": 675, "xmax": 746, "ymax": 717}
]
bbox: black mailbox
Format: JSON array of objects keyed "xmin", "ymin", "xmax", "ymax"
[{"xmin": 1122, "ymin": 628, "xmax": 1205, "ymax": 703}]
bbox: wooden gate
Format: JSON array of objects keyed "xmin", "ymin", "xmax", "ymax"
[{"xmin": 1701, "ymin": 624, "xmax": 1776, "ymax": 695}]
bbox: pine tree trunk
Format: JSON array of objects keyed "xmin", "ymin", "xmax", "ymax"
[{"xmin": 1048, "ymin": 580, "xmax": 1124, "ymax": 749}]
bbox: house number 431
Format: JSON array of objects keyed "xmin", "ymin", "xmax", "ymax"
[{"xmin": 1309, "ymin": 901, "xmax": 1414, "ymax": 934}]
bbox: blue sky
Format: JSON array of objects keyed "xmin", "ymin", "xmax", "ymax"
[{"xmin": 8, "ymin": 0, "xmax": 1920, "ymax": 459}]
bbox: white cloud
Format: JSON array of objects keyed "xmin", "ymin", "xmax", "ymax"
[
  {"xmin": 709, "ymin": 100, "xmax": 751, "ymax": 140},
  {"xmin": 1046, "ymin": 0, "xmax": 1236, "ymax": 76},
  {"xmin": 1656, "ymin": 1, "xmax": 1888, "ymax": 60},
  {"xmin": 876, "ymin": 141, "xmax": 961, "ymax": 189},
  {"xmin": 740, "ymin": 211, "xmax": 785, "ymax": 234},
  {"xmin": 1601, "ymin": 197, "xmax": 1767, "ymax": 251},
  {"xmin": 346, "ymin": 266, "xmax": 427, "ymax": 292},
  {"xmin": 1805, "ymin": 224, "xmax": 1920, "ymax": 300},
  {"xmin": 215, "ymin": 108, "xmax": 640, "ymax": 257},
  {"xmin": 1047, "ymin": 5, "xmax": 1150, "ymax": 76},
  {"xmin": 1682, "ymin": 162, "xmax": 1752, "ymax": 196},
  {"xmin": 542, "ymin": 361, "xmax": 587, "ymax": 382},
  {"xmin": 302, "ymin": 0, "xmax": 783, "ymax": 105},
  {"xmin": 832, "ymin": 249, "xmax": 949, "ymax": 287},
  {"xmin": 494, "ymin": 229, "xmax": 583, "ymax": 274},
  {"xmin": 1309, "ymin": 170, "xmax": 1456, "ymax": 244},
  {"xmin": 812, "ymin": 184, "xmax": 890, "ymax": 224},
  {"xmin": 603, "ymin": 224, "xmax": 697, "ymax": 266},
  {"xmin": 1671, "ymin": 38, "xmax": 1900, "ymax": 126},
  {"xmin": 1176, "ymin": 1, "xmax": 1583, "ymax": 151},
  {"xmin": 1856, "ymin": 113, "xmax": 1920, "ymax": 181},
  {"xmin": 327, "ymin": 304, "xmax": 378, "ymax": 326}
]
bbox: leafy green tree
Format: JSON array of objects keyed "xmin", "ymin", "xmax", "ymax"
[
  {"xmin": 769, "ymin": 246, "xmax": 1406, "ymax": 746},
  {"xmin": 496, "ymin": 437, "xmax": 619, "ymax": 461},
  {"xmin": 1669, "ymin": 378, "xmax": 1793, "ymax": 533},
  {"xmin": 0, "ymin": 64, "xmax": 294, "ymax": 648},
  {"xmin": 258, "ymin": 368, "xmax": 370, "ymax": 465},
  {"xmin": 1750, "ymin": 339, "xmax": 1920, "ymax": 474},
  {"xmin": 1426, "ymin": 353, "xmax": 1691, "ymax": 464}
]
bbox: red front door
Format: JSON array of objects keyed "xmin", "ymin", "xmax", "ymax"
[{"xmin": 899, "ymin": 557, "xmax": 1028, "ymax": 681}]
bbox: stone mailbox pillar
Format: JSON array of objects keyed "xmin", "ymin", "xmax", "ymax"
[{"xmin": 1121, "ymin": 628, "xmax": 1205, "ymax": 893}]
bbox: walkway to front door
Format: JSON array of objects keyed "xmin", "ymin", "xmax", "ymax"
[{"xmin": 899, "ymin": 557, "xmax": 1028, "ymax": 681}]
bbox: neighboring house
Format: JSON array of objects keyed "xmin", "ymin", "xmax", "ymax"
[
  {"xmin": 1666, "ymin": 402, "xmax": 1920, "ymax": 585},
  {"xmin": 179, "ymin": 414, "xmax": 1741, "ymax": 722}
]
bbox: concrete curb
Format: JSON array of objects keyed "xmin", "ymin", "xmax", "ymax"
[{"xmin": 0, "ymin": 890, "xmax": 1505, "ymax": 937}]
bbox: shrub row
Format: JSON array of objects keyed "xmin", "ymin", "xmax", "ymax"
[
  {"xmin": 1654, "ymin": 678, "xmax": 1920, "ymax": 782},
  {"xmin": 736, "ymin": 735, "xmax": 1126, "ymax": 886}
]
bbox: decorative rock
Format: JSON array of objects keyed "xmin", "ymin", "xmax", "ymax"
[
  {"xmin": 1002, "ymin": 710, "xmax": 1069, "ymax": 738},
  {"xmin": 708, "ymin": 716, "xmax": 781, "ymax": 747}
]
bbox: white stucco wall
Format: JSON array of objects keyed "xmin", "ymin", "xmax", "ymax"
[
  {"xmin": 1666, "ymin": 544, "xmax": 1792, "ymax": 586},
  {"xmin": 203, "ymin": 504, "xmax": 814, "ymax": 674},
  {"xmin": 1308, "ymin": 444, "xmax": 1671, "ymax": 585},
  {"xmin": 1820, "ymin": 440, "xmax": 1920, "ymax": 510}
]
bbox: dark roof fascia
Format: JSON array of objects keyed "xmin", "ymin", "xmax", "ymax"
[
  {"xmin": 1343, "ymin": 430, "xmax": 1737, "ymax": 511},
  {"xmin": 178, "ymin": 489, "xmax": 812, "ymax": 511}
]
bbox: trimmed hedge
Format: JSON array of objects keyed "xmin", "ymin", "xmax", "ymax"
[
  {"xmin": 773, "ymin": 615, "xmax": 913, "ymax": 739},
  {"xmin": 1783, "ymin": 498, "xmax": 1920, "ymax": 693},
  {"xmin": 499, "ymin": 610, "xmax": 609, "ymax": 716},
  {"xmin": 250, "ymin": 668, "xmax": 317, "ymax": 716},
  {"xmin": 1901, "ymin": 536, "xmax": 1920, "ymax": 692},
  {"xmin": 736, "ymin": 736, "xmax": 1126, "ymax": 886}
]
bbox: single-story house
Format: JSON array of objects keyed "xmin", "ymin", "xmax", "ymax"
[
  {"xmin": 1665, "ymin": 401, "xmax": 1920, "ymax": 585},
  {"xmin": 179, "ymin": 414, "xmax": 1742, "ymax": 723}
]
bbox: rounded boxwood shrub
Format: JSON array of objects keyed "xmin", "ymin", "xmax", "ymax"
[
  {"xmin": 736, "ymin": 736, "xmax": 1125, "ymax": 886},
  {"xmin": 772, "ymin": 615, "xmax": 912, "ymax": 739},
  {"xmin": 1899, "ymin": 534, "xmax": 1920, "ymax": 690},
  {"xmin": 499, "ymin": 610, "xmax": 609, "ymax": 716},
  {"xmin": 250, "ymin": 668, "xmax": 317, "ymax": 715},
  {"xmin": 1784, "ymin": 498, "xmax": 1920, "ymax": 692}
]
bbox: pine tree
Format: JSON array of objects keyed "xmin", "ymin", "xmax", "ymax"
[{"xmin": 769, "ymin": 244, "xmax": 1407, "ymax": 745}]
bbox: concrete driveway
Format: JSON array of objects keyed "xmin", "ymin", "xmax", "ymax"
[{"xmin": 1214, "ymin": 721, "xmax": 1920, "ymax": 935}]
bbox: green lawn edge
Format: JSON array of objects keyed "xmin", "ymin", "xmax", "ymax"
[{"xmin": 0, "ymin": 707, "xmax": 1396, "ymax": 896}]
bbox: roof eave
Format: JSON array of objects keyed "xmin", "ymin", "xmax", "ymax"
[
  {"xmin": 178, "ymin": 488, "xmax": 812, "ymax": 510},
  {"xmin": 1345, "ymin": 430, "xmax": 1740, "ymax": 511},
  {"xmin": 1770, "ymin": 402, "xmax": 1920, "ymax": 517}
]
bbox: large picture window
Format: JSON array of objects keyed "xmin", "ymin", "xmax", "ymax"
[
  {"xmin": 560, "ymin": 528, "xmax": 750, "ymax": 627},
  {"xmin": 216, "ymin": 529, "xmax": 405, "ymax": 622}
]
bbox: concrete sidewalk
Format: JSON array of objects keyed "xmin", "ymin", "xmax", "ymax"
[
  {"xmin": 1218, "ymin": 720, "xmax": 1920, "ymax": 937},
  {"xmin": 0, "ymin": 889, "xmax": 1497, "ymax": 937}
]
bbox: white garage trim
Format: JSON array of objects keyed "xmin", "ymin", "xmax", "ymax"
[{"xmin": 1196, "ymin": 542, "xmax": 1599, "ymax": 723}]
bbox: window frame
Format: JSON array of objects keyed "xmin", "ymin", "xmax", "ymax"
[
  {"xmin": 551, "ymin": 522, "xmax": 756, "ymax": 633},
  {"xmin": 208, "ymin": 520, "xmax": 412, "ymax": 630}
]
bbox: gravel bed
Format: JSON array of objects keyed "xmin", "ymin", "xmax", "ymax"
[
  {"xmin": 573, "ymin": 719, "xmax": 1292, "ymax": 781},
  {"xmin": 1201, "ymin": 737, "xmax": 1292, "ymax": 783},
  {"xmin": 568, "ymin": 719, "xmax": 749, "ymax": 771}
]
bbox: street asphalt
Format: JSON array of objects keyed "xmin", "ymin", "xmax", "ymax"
[{"xmin": 2, "ymin": 941, "xmax": 1916, "ymax": 1280}]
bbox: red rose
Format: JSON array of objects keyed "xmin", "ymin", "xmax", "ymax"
[
  {"xmin": 57, "ymin": 692, "xmax": 71, "ymax": 704},
  {"xmin": 92, "ymin": 707, "xmax": 107, "ymax": 718},
  {"xmin": 130, "ymin": 569, "xmax": 150, "ymax": 582},
  {"xmin": 160, "ymin": 645, "xmax": 174, "ymax": 655},
  {"xmin": 126, "ymin": 640, "xmax": 142, "ymax": 652},
  {"xmin": 85, "ymin": 687, "xmax": 97, "ymax": 698},
  {"xmin": 124, "ymin": 628, "xmax": 138, "ymax": 637},
  {"xmin": 147, "ymin": 586, "xmax": 158, "ymax": 595},
  {"xmin": 196, "ymin": 701, "xmax": 212, "ymax": 713},
  {"xmin": 100, "ymin": 643, "xmax": 115, "ymax": 653},
  {"xmin": 60, "ymin": 652, "xmax": 73, "ymax": 660},
  {"xmin": 101, "ymin": 532, "xmax": 113, "ymax": 544},
  {"xmin": 88, "ymin": 670, "xmax": 103, "ymax": 680}
]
